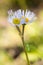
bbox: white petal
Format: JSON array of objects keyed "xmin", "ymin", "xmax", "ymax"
[
  {"xmin": 25, "ymin": 11, "xmax": 31, "ymax": 17},
  {"xmin": 22, "ymin": 10, "xmax": 24, "ymax": 16},
  {"xmin": 8, "ymin": 10, "xmax": 13, "ymax": 16},
  {"xmin": 27, "ymin": 12, "xmax": 35, "ymax": 20},
  {"xmin": 13, "ymin": 11, "xmax": 17, "ymax": 17},
  {"xmin": 15, "ymin": 10, "xmax": 22, "ymax": 18},
  {"xmin": 8, "ymin": 17, "xmax": 12, "ymax": 23},
  {"xmin": 25, "ymin": 9, "xmax": 28, "ymax": 16},
  {"xmin": 20, "ymin": 19, "xmax": 25, "ymax": 24},
  {"xmin": 17, "ymin": 9, "xmax": 21, "ymax": 14}
]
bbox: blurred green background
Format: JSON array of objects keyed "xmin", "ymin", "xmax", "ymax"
[
  {"xmin": 0, "ymin": 0, "xmax": 43, "ymax": 65},
  {"xmin": 0, "ymin": 0, "xmax": 43, "ymax": 16}
]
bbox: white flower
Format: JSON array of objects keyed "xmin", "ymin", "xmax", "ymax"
[
  {"xmin": 8, "ymin": 9, "xmax": 22, "ymax": 26},
  {"xmin": 21, "ymin": 9, "xmax": 37, "ymax": 24},
  {"xmin": 8, "ymin": 9, "xmax": 36, "ymax": 26}
]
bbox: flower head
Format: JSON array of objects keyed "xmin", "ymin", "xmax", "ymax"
[{"xmin": 8, "ymin": 9, "xmax": 36, "ymax": 26}]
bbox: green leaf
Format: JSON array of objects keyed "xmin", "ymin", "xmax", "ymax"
[{"xmin": 25, "ymin": 42, "xmax": 37, "ymax": 52}]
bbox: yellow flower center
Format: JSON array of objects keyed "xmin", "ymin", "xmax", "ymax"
[
  {"xmin": 22, "ymin": 16, "xmax": 24, "ymax": 18},
  {"xmin": 25, "ymin": 18, "xmax": 29, "ymax": 22},
  {"xmin": 13, "ymin": 18, "xmax": 20, "ymax": 24}
]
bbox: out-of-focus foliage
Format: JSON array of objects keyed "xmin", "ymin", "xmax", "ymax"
[
  {"xmin": 0, "ymin": 50, "xmax": 14, "ymax": 65},
  {"xmin": 21, "ymin": 51, "xmax": 40, "ymax": 62},
  {"xmin": 25, "ymin": 42, "xmax": 37, "ymax": 52},
  {"xmin": 0, "ymin": 0, "xmax": 43, "ymax": 16},
  {"xmin": 0, "ymin": 25, "xmax": 22, "ymax": 48}
]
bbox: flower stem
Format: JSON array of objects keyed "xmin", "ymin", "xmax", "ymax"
[
  {"xmin": 22, "ymin": 24, "xmax": 30, "ymax": 65},
  {"xmin": 16, "ymin": 25, "xmax": 30, "ymax": 65}
]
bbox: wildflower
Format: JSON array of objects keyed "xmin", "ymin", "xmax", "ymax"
[
  {"xmin": 8, "ymin": 9, "xmax": 36, "ymax": 26},
  {"xmin": 21, "ymin": 10, "xmax": 36, "ymax": 24}
]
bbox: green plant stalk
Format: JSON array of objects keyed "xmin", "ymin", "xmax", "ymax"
[
  {"xmin": 16, "ymin": 25, "xmax": 30, "ymax": 65},
  {"xmin": 22, "ymin": 24, "xmax": 30, "ymax": 65}
]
